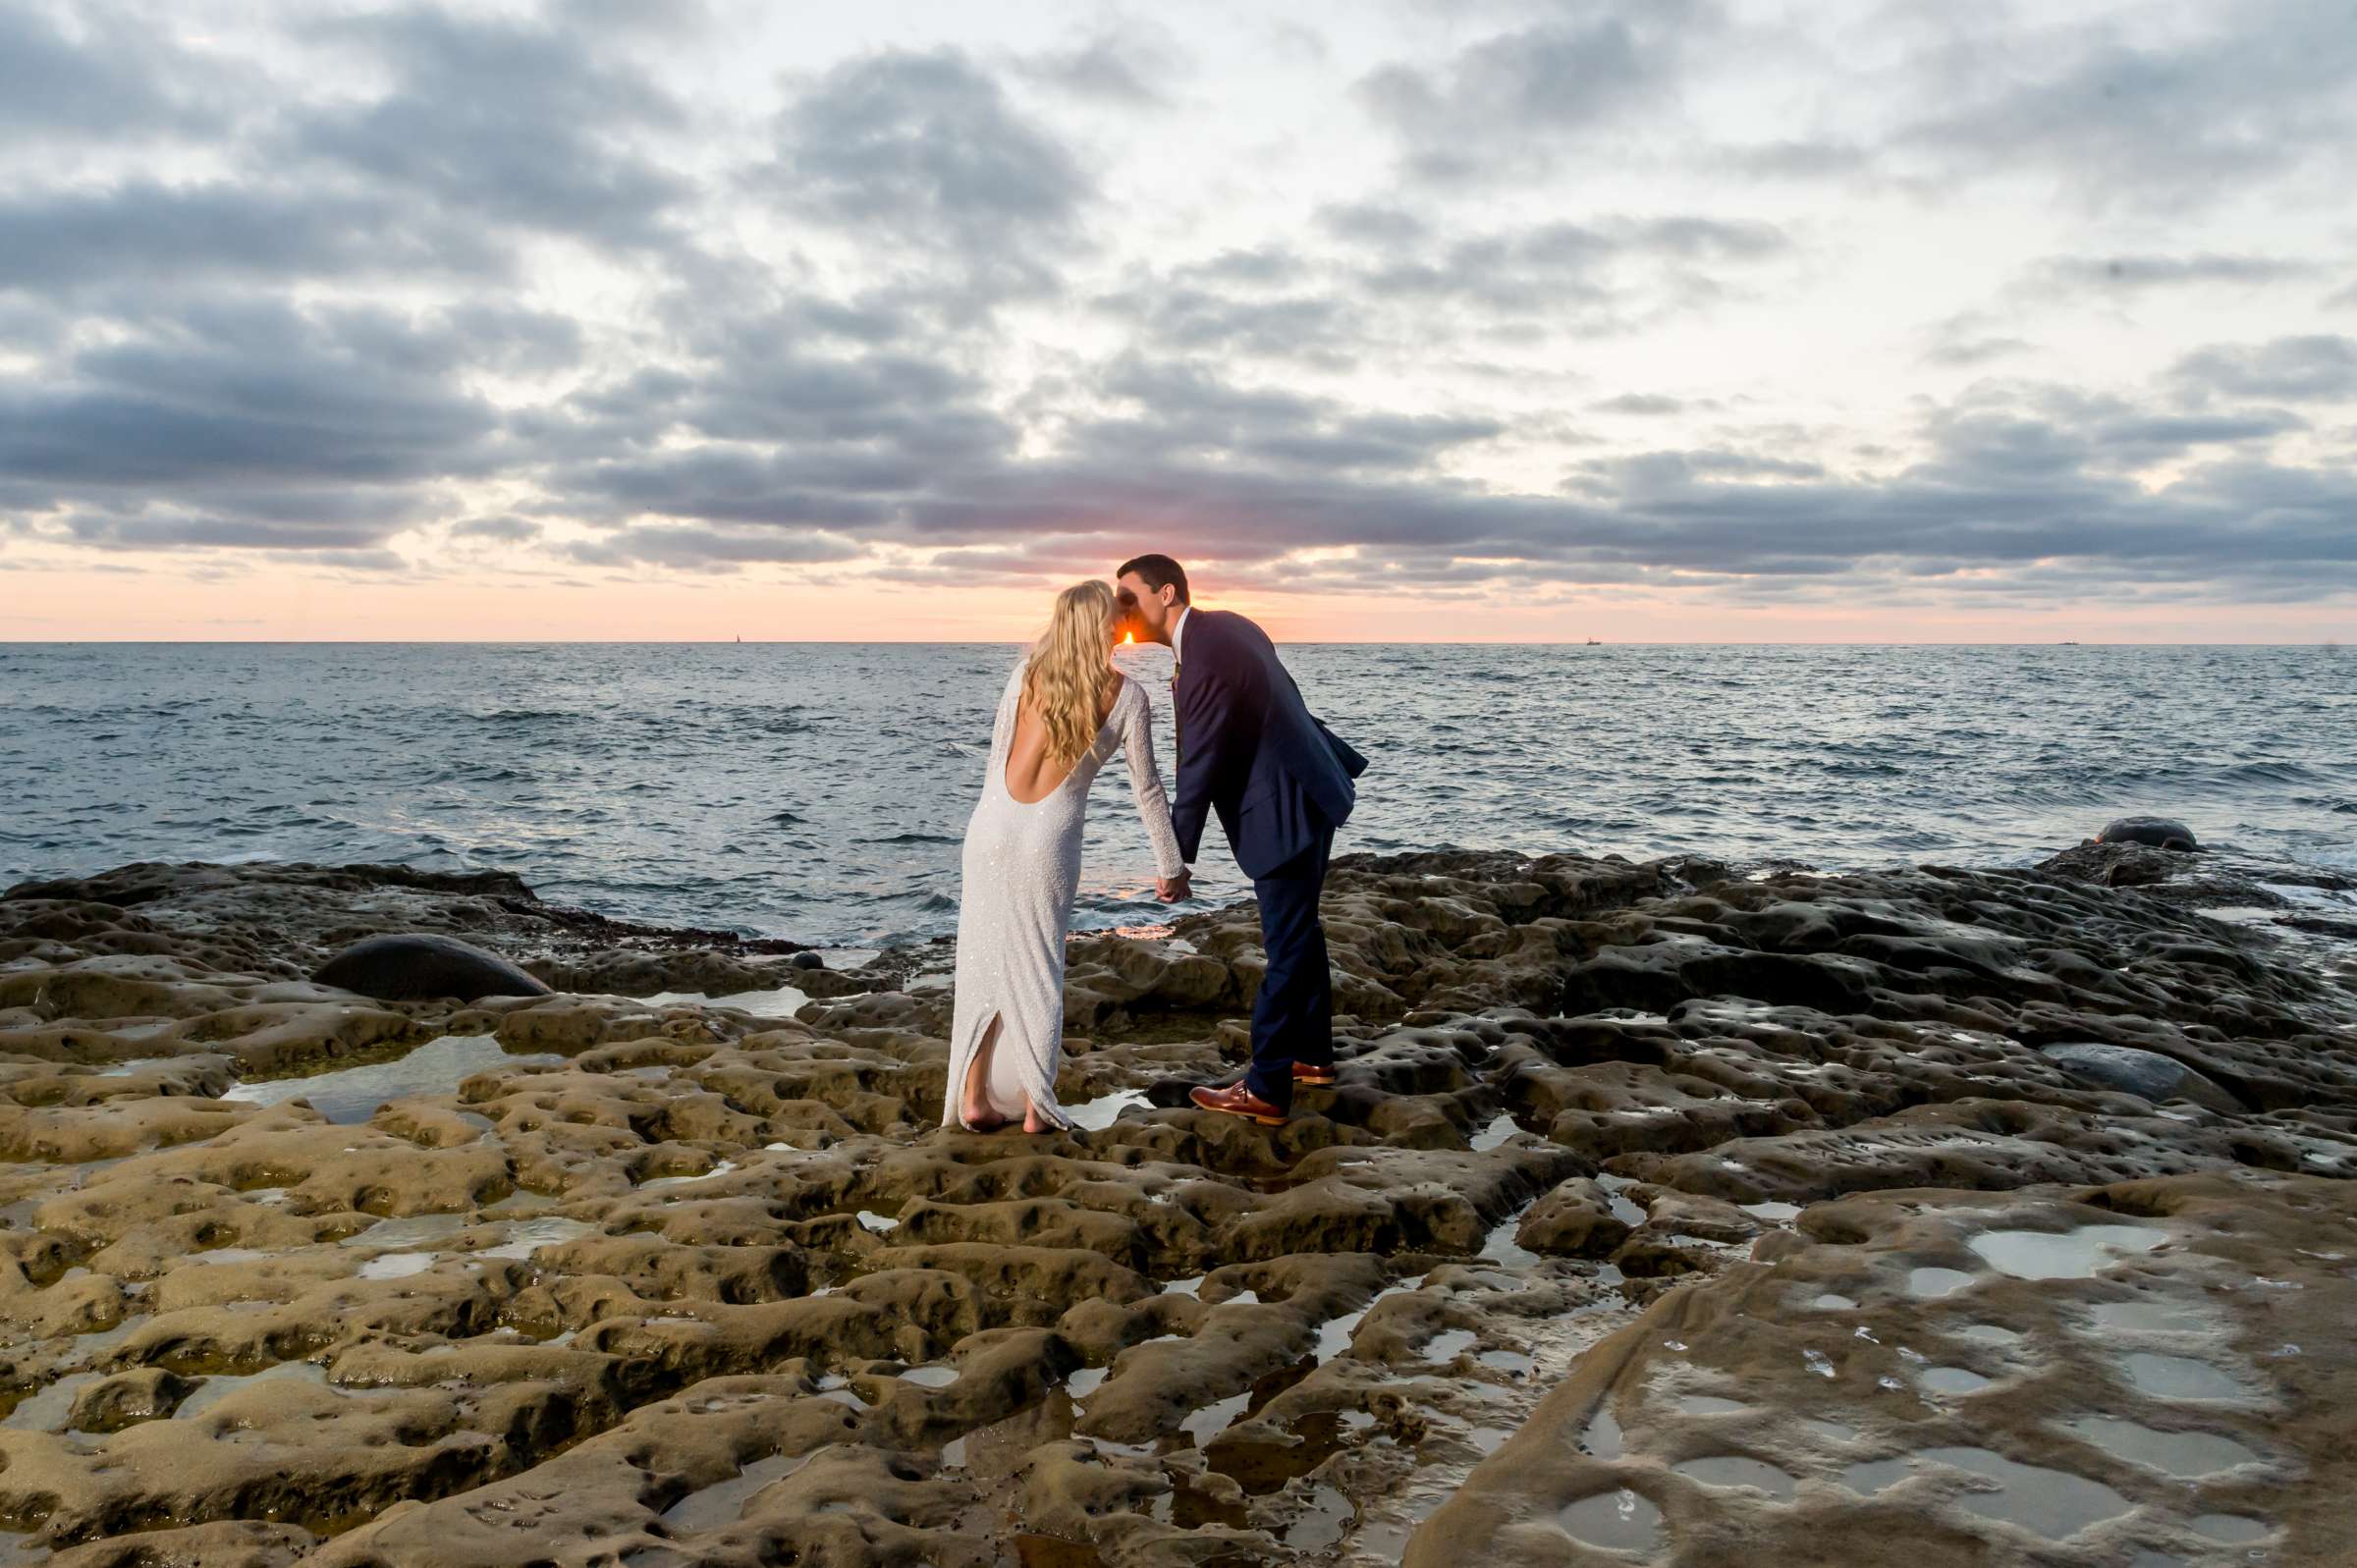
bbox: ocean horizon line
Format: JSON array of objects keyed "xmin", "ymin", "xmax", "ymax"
[{"xmin": 3, "ymin": 637, "xmax": 2344, "ymax": 650}]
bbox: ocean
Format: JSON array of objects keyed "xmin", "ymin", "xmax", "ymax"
[{"xmin": 3, "ymin": 642, "xmax": 2351, "ymax": 947}]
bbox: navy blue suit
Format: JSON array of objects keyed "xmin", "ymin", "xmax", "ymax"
[{"xmin": 1169, "ymin": 610, "xmax": 1367, "ymax": 1109}]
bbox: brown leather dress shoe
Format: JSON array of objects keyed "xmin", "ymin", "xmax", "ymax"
[
  {"xmin": 1290, "ymin": 1062, "xmax": 1337, "ymax": 1087},
  {"xmin": 1188, "ymin": 1082, "xmax": 1288, "ymax": 1125}
]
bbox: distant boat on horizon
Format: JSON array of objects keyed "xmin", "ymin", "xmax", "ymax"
[{"xmin": 1586, "ymin": 637, "xmax": 1603, "ymax": 645}]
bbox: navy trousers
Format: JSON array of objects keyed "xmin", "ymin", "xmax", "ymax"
[{"xmin": 1244, "ymin": 819, "xmax": 1336, "ymax": 1109}]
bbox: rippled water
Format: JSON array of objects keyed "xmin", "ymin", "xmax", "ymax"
[{"xmin": 2, "ymin": 642, "xmax": 2351, "ymax": 946}]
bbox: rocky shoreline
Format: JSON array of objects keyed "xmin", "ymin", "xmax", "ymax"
[{"xmin": 1, "ymin": 843, "xmax": 2353, "ymax": 1566}]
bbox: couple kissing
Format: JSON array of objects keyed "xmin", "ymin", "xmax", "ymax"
[{"xmin": 942, "ymin": 554, "xmax": 1368, "ymax": 1134}]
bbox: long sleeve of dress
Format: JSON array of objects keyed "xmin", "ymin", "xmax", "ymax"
[{"xmin": 1122, "ymin": 684, "xmax": 1186, "ymax": 880}]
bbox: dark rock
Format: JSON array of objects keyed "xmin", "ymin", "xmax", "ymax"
[
  {"xmin": 2099, "ymin": 815, "xmax": 2199, "ymax": 851},
  {"xmin": 2041, "ymin": 1042, "xmax": 2242, "ymax": 1112},
  {"xmin": 788, "ymin": 950, "xmax": 825, "ymax": 971},
  {"xmin": 2037, "ymin": 840, "xmax": 2183, "ymax": 888},
  {"xmin": 312, "ymin": 932, "xmax": 552, "ymax": 1002}
]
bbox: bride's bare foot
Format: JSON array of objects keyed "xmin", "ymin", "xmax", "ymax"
[
  {"xmin": 960, "ymin": 1025, "xmax": 1007, "ymax": 1131},
  {"xmin": 1023, "ymin": 1099, "xmax": 1052, "ymax": 1135}
]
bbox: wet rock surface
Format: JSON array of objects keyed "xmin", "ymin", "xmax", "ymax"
[{"xmin": 0, "ymin": 846, "xmax": 2350, "ymax": 1564}]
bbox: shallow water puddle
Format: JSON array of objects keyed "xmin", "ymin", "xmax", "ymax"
[
  {"xmin": 1468, "ymin": 1111, "xmax": 1520, "ymax": 1151},
  {"xmin": 1067, "ymin": 1089, "xmax": 1152, "ymax": 1131},
  {"xmin": 1, "ymin": 1372, "xmax": 106, "ymax": 1433},
  {"xmin": 1475, "ymin": 1209, "xmax": 1540, "ymax": 1270},
  {"xmin": 175, "ymin": 1361, "xmax": 330, "ymax": 1421},
  {"xmin": 223, "ymin": 1035, "xmax": 564, "ymax": 1122},
  {"xmin": 2116, "ymin": 1352, "xmax": 2254, "ymax": 1402},
  {"xmin": 1848, "ymin": 1446, "xmax": 2130, "ymax": 1538},
  {"xmin": 1422, "ymin": 1328, "xmax": 1477, "ymax": 1363},
  {"xmin": 1575, "ymin": 1404, "xmax": 1625, "ymax": 1460},
  {"xmin": 1906, "ymin": 1267, "xmax": 1977, "ymax": 1298},
  {"xmin": 1968, "ymin": 1224, "xmax": 2165, "ymax": 1280},
  {"xmin": 1558, "ymin": 1487, "xmax": 1661, "ymax": 1553},
  {"xmin": 2060, "ymin": 1416, "xmax": 2259, "ymax": 1477},
  {"xmin": 854, "ymin": 1210, "xmax": 900, "ymax": 1233},
  {"xmin": 1594, "ymin": 1174, "xmax": 1648, "ymax": 1227},
  {"xmin": 2187, "ymin": 1513, "xmax": 2271, "ymax": 1542},
  {"xmin": 1179, "ymin": 1390, "xmax": 1253, "ymax": 1446},
  {"xmin": 899, "ymin": 1365, "xmax": 959, "ymax": 1387},
  {"xmin": 1918, "ymin": 1366, "xmax": 1993, "ymax": 1395},
  {"xmin": 1954, "ymin": 1323, "xmax": 2023, "ymax": 1346},
  {"xmin": 356, "ymin": 1252, "xmax": 439, "ymax": 1280},
  {"xmin": 640, "ymin": 984, "xmax": 808, "ymax": 1018},
  {"xmin": 1672, "ymin": 1455, "xmax": 1797, "ymax": 1499},
  {"xmin": 67, "ymin": 1313, "xmax": 153, "ymax": 1361},
  {"xmin": 1313, "ymin": 1280, "xmax": 1423, "ymax": 1364},
  {"xmin": 1674, "ymin": 1394, "xmax": 1750, "ymax": 1416},
  {"xmin": 659, "ymin": 1451, "xmax": 809, "ymax": 1533},
  {"xmin": 342, "ymin": 1213, "xmax": 472, "ymax": 1251},
  {"xmin": 478, "ymin": 1216, "xmax": 596, "ymax": 1260},
  {"xmin": 1838, "ymin": 1457, "xmax": 1914, "ymax": 1493},
  {"xmin": 640, "ymin": 1159, "xmax": 740, "ymax": 1190},
  {"xmin": 1807, "ymin": 1291, "xmax": 1860, "ymax": 1311},
  {"xmin": 1283, "ymin": 1483, "xmax": 1354, "ymax": 1551},
  {"xmin": 2087, "ymin": 1296, "xmax": 2219, "ymax": 1334}
]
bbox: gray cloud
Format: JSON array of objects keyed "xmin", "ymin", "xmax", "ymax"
[
  {"xmin": 1017, "ymin": 24, "xmax": 1186, "ymax": 106},
  {"xmin": 1317, "ymin": 203, "xmax": 1430, "ymax": 248},
  {"xmin": 1891, "ymin": 0, "xmax": 2357, "ymax": 211},
  {"xmin": 565, "ymin": 526, "xmax": 865, "ymax": 571},
  {"xmin": 0, "ymin": 183, "xmax": 510, "ymax": 297},
  {"xmin": 1591, "ymin": 394, "xmax": 1685, "ymax": 415},
  {"xmin": 451, "ymin": 514, "xmax": 542, "ymax": 544},
  {"xmin": 1353, "ymin": 215, "xmax": 1789, "ymax": 330},
  {"xmin": 0, "ymin": 0, "xmax": 223, "ymax": 138},
  {"xmin": 1356, "ymin": 1, "xmax": 1719, "ymax": 183},
  {"xmin": 0, "ymin": 297, "xmax": 502, "ymax": 550},
  {"xmin": 2169, "ymin": 336, "xmax": 2357, "ymax": 403},
  {"xmin": 755, "ymin": 49, "xmax": 1093, "ymax": 300},
  {"xmin": 280, "ymin": 4, "xmax": 696, "ymax": 249},
  {"xmin": 2020, "ymin": 252, "xmax": 2320, "ymax": 297}
]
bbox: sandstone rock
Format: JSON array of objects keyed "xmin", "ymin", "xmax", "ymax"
[
  {"xmin": 68, "ymin": 1367, "xmax": 196, "ymax": 1432},
  {"xmin": 0, "ymin": 848, "xmax": 2350, "ymax": 1566},
  {"xmin": 1514, "ymin": 1177, "xmax": 1632, "ymax": 1258}
]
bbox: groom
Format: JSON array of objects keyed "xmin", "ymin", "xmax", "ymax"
[{"xmin": 1115, "ymin": 554, "xmax": 1367, "ymax": 1126}]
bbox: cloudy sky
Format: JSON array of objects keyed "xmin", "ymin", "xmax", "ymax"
[{"xmin": 3, "ymin": 0, "xmax": 2354, "ymax": 641}]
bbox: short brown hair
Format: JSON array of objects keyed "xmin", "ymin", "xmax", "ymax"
[{"xmin": 1117, "ymin": 553, "xmax": 1189, "ymax": 604}]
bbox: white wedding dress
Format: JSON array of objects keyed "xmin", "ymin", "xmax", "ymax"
[{"xmin": 944, "ymin": 658, "xmax": 1184, "ymax": 1130}]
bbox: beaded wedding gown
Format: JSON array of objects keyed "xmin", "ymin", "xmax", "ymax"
[{"xmin": 944, "ymin": 658, "xmax": 1184, "ymax": 1130}]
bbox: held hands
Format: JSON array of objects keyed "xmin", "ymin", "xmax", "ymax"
[{"xmin": 1155, "ymin": 870, "xmax": 1192, "ymax": 903}]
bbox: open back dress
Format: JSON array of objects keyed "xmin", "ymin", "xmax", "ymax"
[{"xmin": 943, "ymin": 658, "xmax": 1184, "ymax": 1130}]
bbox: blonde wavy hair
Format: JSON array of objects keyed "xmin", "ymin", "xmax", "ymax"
[{"xmin": 1022, "ymin": 580, "xmax": 1120, "ymax": 771}]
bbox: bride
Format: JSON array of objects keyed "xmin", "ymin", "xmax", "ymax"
[{"xmin": 944, "ymin": 580, "xmax": 1188, "ymax": 1133}]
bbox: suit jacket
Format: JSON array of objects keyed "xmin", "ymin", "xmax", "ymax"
[{"xmin": 1169, "ymin": 609, "xmax": 1367, "ymax": 880}]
